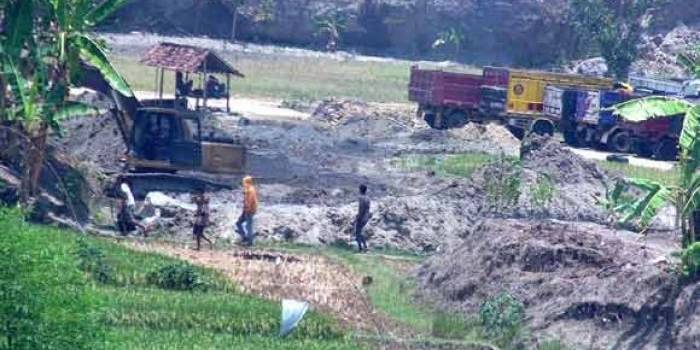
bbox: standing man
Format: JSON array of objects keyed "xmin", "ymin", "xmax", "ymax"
[
  {"xmin": 192, "ymin": 188, "xmax": 213, "ymax": 250},
  {"xmin": 236, "ymin": 176, "xmax": 258, "ymax": 246},
  {"xmin": 355, "ymin": 184, "xmax": 371, "ymax": 253}
]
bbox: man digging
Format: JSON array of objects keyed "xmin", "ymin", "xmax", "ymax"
[
  {"xmin": 355, "ymin": 184, "xmax": 371, "ymax": 253},
  {"xmin": 236, "ymin": 176, "xmax": 258, "ymax": 247}
]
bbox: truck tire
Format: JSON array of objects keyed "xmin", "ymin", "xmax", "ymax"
[
  {"xmin": 609, "ymin": 131, "xmax": 631, "ymax": 153},
  {"xmin": 507, "ymin": 126, "xmax": 525, "ymax": 140},
  {"xmin": 424, "ymin": 113, "xmax": 437, "ymax": 129},
  {"xmin": 575, "ymin": 127, "xmax": 592, "ymax": 148},
  {"xmin": 563, "ymin": 131, "xmax": 577, "ymax": 146},
  {"xmin": 654, "ymin": 138, "xmax": 678, "ymax": 161},
  {"xmin": 532, "ymin": 120, "xmax": 554, "ymax": 136},
  {"xmin": 446, "ymin": 111, "xmax": 469, "ymax": 129},
  {"xmin": 632, "ymin": 139, "xmax": 653, "ymax": 158}
]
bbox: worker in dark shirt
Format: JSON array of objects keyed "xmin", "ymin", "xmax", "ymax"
[
  {"xmin": 192, "ymin": 188, "xmax": 213, "ymax": 250},
  {"xmin": 355, "ymin": 184, "xmax": 371, "ymax": 252}
]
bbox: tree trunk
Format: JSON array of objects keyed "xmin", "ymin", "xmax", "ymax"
[{"xmin": 20, "ymin": 123, "xmax": 48, "ymax": 203}]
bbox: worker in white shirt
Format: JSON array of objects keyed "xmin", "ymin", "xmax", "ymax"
[{"xmin": 117, "ymin": 179, "xmax": 148, "ymax": 236}]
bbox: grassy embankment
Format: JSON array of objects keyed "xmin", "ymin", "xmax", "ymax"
[
  {"xmin": 112, "ymin": 54, "xmax": 413, "ymax": 103},
  {"xmin": 0, "ymin": 208, "xmax": 358, "ymax": 350}
]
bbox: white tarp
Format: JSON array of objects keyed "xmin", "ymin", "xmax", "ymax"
[{"xmin": 279, "ymin": 299, "xmax": 309, "ymax": 337}]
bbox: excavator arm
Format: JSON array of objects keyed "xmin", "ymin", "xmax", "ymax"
[{"xmin": 76, "ymin": 63, "xmax": 140, "ymax": 150}]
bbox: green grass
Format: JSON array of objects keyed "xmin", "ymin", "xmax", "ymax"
[
  {"xmin": 396, "ymin": 153, "xmax": 495, "ymax": 178},
  {"xmin": 596, "ymin": 161, "xmax": 679, "ymax": 187},
  {"xmin": 113, "ymin": 53, "xmax": 413, "ymax": 103},
  {"xmin": 0, "ymin": 209, "xmax": 360, "ymax": 350}
]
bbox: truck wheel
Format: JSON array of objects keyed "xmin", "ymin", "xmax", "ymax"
[
  {"xmin": 563, "ymin": 131, "xmax": 577, "ymax": 146},
  {"xmin": 575, "ymin": 127, "xmax": 591, "ymax": 148},
  {"xmin": 446, "ymin": 111, "xmax": 469, "ymax": 129},
  {"xmin": 632, "ymin": 139, "xmax": 653, "ymax": 158},
  {"xmin": 654, "ymin": 138, "xmax": 678, "ymax": 161},
  {"xmin": 507, "ymin": 126, "xmax": 525, "ymax": 140},
  {"xmin": 424, "ymin": 113, "xmax": 437, "ymax": 129},
  {"xmin": 609, "ymin": 131, "xmax": 631, "ymax": 153},
  {"xmin": 532, "ymin": 121, "xmax": 554, "ymax": 136}
]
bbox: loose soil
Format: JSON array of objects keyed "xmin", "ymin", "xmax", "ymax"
[{"xmin": 416, "ymin": 219, "xmax": 699, "ymax": 350}]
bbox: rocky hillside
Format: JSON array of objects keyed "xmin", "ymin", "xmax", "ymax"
[{"xmin": 107, "ymin": 0, "xmax": 700, "ymax": 68}]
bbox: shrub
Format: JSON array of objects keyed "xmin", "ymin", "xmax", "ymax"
[
  {"xmin": 539, "ymin": 339, "xmax": 569, "ymax": 350},
  {"xmin": 75, "ymin": 238, "xmax": 115, "ymax": 284},
  {"xmin": 147, "ymin": 263, "xmax": 208, "ymax": 291},
  {"xmin": 431, "ymin": 312, "xmax": 477, "ymax": 340},
  {"xmin": 484, "ymin": 157, "xmax": 522, "ymax": 213},
  {"xmin": 479, "ymin": 292, "xmax": 525, "ymax": 346},
  {"xmin": 531, "ymin": 173, "xmax": 556, "ymax": 216},
  {"xmin": 681, "ymin": 242, "xmax": 700, "ymax": 280}
]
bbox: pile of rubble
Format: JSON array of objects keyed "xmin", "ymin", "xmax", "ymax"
[
  {"xmin": 634, "ymin": 24, "xmax": 700, "ymax": 78},
  {"xmin": 415, "ymin": 218, "xmax": 697, "ymax": 349}
]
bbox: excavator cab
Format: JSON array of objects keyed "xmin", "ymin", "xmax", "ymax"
[{"xmin": 130, "ymin": 108, "xmax": 245, "ymax": 173}]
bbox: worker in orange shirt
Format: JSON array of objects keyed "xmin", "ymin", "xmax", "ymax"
[{"xmin": 236, "ymin": 176, "xmax": 258, "ymax": 246}]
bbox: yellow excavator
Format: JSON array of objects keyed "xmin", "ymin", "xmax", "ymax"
[{"xmin": 78, "ymin": 63, "xmax": 246, "ymax": 197}]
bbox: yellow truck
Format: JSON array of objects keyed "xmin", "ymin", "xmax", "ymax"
[{"xmin": 505, "ymin": 70, "xmax": 613, "ymax": 137}]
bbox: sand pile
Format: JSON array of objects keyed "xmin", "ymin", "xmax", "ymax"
[
  {"xmin": 416, "ymin": 218, "xmax": 698, "ymax": 350},
  {"xmin": 408, "ymin": 123, "xmax": 521, "ymax": 157}
]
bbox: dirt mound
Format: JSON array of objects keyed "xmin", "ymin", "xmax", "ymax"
[
  {"xmin": 521, "ymin": 134, "xmax": 609, "ymax": 184},
  {"xmin": 406, "ymin": 123, "xmax": 521, "ymax": 157},
  {"xmin": 416, "ymin": 218, "xmax": 699, "ymax": 349},
  {"xmin": 312, "ymin": 99, "xmax": 371, "ymax": 126},
  {"xmin": 126, "ymin": 242, "xmax": 380, "ymax": 331},
  {"xmin": 468, "ymin": 135, "xmax": 613, "ymax": 225},
  {"xmin": 635, "ymin": 24, "xmax": 700, "ymax": 78},
  {"xmin": 57, "ymin": 91, "xmax": 125, "ymax": 172}
]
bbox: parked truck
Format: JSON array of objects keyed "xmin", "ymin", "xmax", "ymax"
[
  {"xmin": 630, "ymin": 75, "xmax": 700, "ymax": 97},
  {"xmin": 505, "ymin": 70, "xmax": 613, "ymax": 138},
  {"xmin": 408, "ymin": 66, "xmax": 509, "ymax": 129}
]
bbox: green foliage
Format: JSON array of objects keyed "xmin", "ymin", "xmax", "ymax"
[
  {"xmin": 431, "ymin": 312, "xmax": 479, "ymax": 340},
  {"xmin": 484, "ymin": 156, "xmax": 522, "ymax": 213},
  {"xmin": 0, "ymin": 208, "xmax": 101, "ymax": 350},
  {"xmin": 76, "ymin": 238, "xmax": 115, "ymax": 284},
  {"xmin": 681, "ymin": 242, "xmax": 700, "ymax": 280},
  {"xmin": 677, "ymin": 47, "xmax": 700, "ymax": 78},
  {"xmin": 617, "ymin": 178, "xmax": 673, "ymax": 228},
  {"xmin": 0, "ymin": 208, "xmax": 354, "ymax": 349},
  {"xmin": 397, "ymin": 153, "xmax": 494, "ymax": 178},
  {"xmin": 569, "ymin": 0, "xmax": 660, "ymax": 79},
  {"xmin": 147, "ymin": 263, "xmax": 208, "ymax": 292},
  {"xmin": 479, "ymin": 292, "xmax": 525, "ymax": 347},
  {"xmin": 530, "ymin": 173, "xmax": 556, "ymax": 215},
  {"xmin": 539, "ymin": 339, "xmax": 570, "ymax": 350}
]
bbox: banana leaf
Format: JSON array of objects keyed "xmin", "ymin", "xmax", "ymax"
[
  {"xmin": 2, "ymin": 0, "xmax": 34, "ymax": 57},
  {"xmin": 73, "ymin": 34, "xmax": 134, "ymax": 97},
  {"xmin": 606, "ymin": 96, "xmax": 694, "ymax": 123},
  {"xmin": 86, "ymin": 0, "xmax": 131, "ymax": 25},
  {"xmin": 619, "ymin": 178, "xmax": 674, "ymax": 228},
  {"xmin": 54, "ymin": 101, "xmax": 103, "ymax": 121}
]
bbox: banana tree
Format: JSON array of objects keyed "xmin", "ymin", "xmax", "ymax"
[
  {"xmin": 607, "ymin": 96, "xmax": 700, "ymax": 247},
  {"xmin": 3, "ymin": 55, "xmax": 102, "ymax": 201},
  {"xmin": 0, "ymin": 0, "xmax": 131, "ymax": 202}
]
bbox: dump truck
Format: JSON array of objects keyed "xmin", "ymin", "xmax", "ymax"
[
  {"xmin": 408, "ymin": 66, "xmax": 509, "ymax": 129},
  {"xmin": 505, "ymin": 70, "xmax": 613, "ymax": 137},
  {"xmin": 630, "ymin": 75, "xmax": 700, "ymax": 97},
  {"xmin": 78, "ymin": 63, "xmax": 246, "ymax": 197}
]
